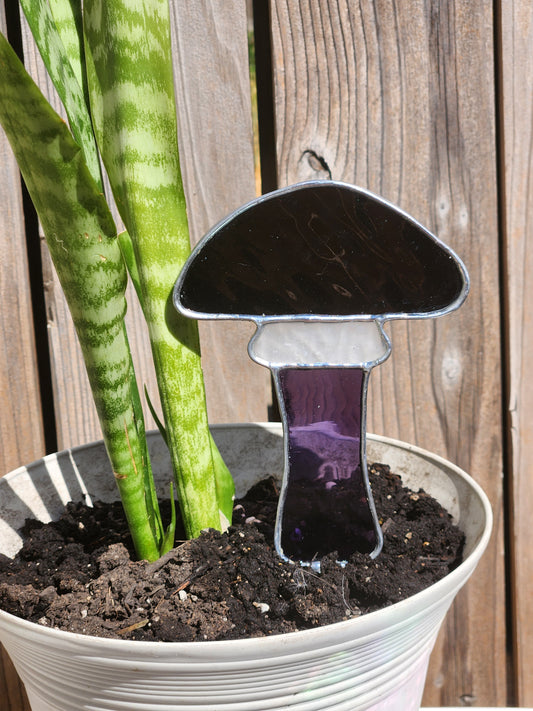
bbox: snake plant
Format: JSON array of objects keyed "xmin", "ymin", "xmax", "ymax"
[{"xmin": 0, "ymin": 0, "xmax": 234, "ymax": 561}]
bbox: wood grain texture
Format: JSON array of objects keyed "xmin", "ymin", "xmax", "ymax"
[
  {"xmin": 500, "ymin": 1, "xmax": 533, "ymax": 705},
  {"xmin": 0, "ymin": 647, "xmax": 30, "ymax": 711},
  {"xmin": 0, "ymin": 12, "xmax": 45, "ymax": 474},
  {"xmin": 270, "ymin": 0, "xmax": 506, "ymax": 705},
  {"xmin": 0, "ymin": 4, "xmax": 264, "ymax": 706},
  {"xmin": 18, "ymin": 13, "xmax": 118, "ymax": 449},
  {"xmin": 20, "ymin": 1, "xmax": 270, "ymax": 437},
  {"xmin": 1, "ymin": 1, "xmax": 522, "ymax": 709},
  {"xmin": 170, "ymin": 0, "xmax": 271, "ymax": 422},
  {"xmin": 0, "ymin": 4, "xmax": 42, "ymax": 707},
  {"xmin": 18, "ymin": 10, "xmax": 170, "ymax": 448}
]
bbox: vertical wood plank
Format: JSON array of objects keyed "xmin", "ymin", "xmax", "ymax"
[
  {"xmin": 19, "ymin": 1, "xmax": 269, "ymax": 443},
  {"xmin": 1, "ymin": 3, "xmax": 263, "ymax": 706},
  {"xmin": 0, "ymin": 16, "xmax": 45, "ymax": 474},
  {"xmin": 270, "ymin": 0, "xmax": 506, "ymax": 706},
  {"xmin": 0, "ymin": 5, "xmax": 42, "ymax": 709},
  {"xmin": 18, "ymin": 11, "xmax": 168, "ymax": 449},
  {"xmin": 170, "ymin": 0, "xmax": 271, "ymax": 422},
  {"xmin": 18, "ymin": 14, "xmax": 118, "ymax": 448},
  {"xmin": 0, "ymin": 648, "xmax": 30, "ymax": 711},
  {"xmin": 500, "ymin": 1, "xmax": 533, "ymax": 705}
]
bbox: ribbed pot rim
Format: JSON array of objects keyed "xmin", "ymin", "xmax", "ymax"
[{"xmin": 0, "ymin": 426, "xmax": 492, "ymax": 660}]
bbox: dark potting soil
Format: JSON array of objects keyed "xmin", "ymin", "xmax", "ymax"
[{"xmin": 0, "ymin": 463, "xmax": 464, "ymax": 642}]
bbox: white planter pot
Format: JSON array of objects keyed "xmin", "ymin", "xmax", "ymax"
[{"xmin": 0, "ymin": 424, "xmax": 491, "ymax": 711}]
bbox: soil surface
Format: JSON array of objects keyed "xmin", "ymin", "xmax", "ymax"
[{"xmin": 0, "ymin": 463, "xmax": 464, "ymax": 642}]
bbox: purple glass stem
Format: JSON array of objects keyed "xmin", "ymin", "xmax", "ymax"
[{"xmin": 274, "ymin": 367, "xmax": 383, "ymax": 564}]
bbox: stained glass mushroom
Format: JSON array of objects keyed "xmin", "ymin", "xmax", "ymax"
[{"xmin": 174, "ymin": 181, "xmax": 469, "ymax": 567}]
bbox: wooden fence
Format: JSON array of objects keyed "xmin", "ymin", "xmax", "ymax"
[{"xmin": 0, "ymin": 1, "xmax": 531, "ymax": 707}]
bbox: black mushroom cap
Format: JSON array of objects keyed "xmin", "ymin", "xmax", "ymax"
[{"xmin": 174, "ymin": 181, "xmax": 469, "ymax": 321}]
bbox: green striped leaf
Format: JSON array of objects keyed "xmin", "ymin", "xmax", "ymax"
[
  {"xmin": 20, "ymin": 0, "xmax": 101, "ymax": 187},
  {"xmin": 48, "ymin": 0, "xmax": 85, "ymax": 90},
  {"xmin": 0, "ymin": 32, "xmax": 162, "ymax": 560},
  {"xmin": 84, "ymin": 0, "xmax": 234, "ymax": 537}
]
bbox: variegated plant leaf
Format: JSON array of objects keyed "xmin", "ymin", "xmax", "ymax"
[
  {"xmin": 0, "ymin": 31, "xmax": 163, "ymax": 560},
  {"xmin": 48, "ymin": 0, "xmax": 85, "ymax": 90},
  {"xmin": 83, "ymin": 0, "xmax": 234, "ymax": 537},
  {"xmin": 20, "ymin": 0, "xmax": 101, "ymax": 187}
]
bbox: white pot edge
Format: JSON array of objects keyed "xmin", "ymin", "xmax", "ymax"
[{"xmin": 0, "ymin": 423, "xmax": 492, "ymax": 665}]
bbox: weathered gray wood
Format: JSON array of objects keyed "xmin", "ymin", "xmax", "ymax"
[
  {"xmin": 0, "ymin": 122, "xmax": 36, "ymax": 711},
  {"xmin": 18, "ymin": 13, "xmax": 114, "ymax": 448},
  {"xmin": 500, "ymin": 1, "xmax": 533, "ymax": 705},
  {"xmin": 1, "ymin": 2, "xmax": 262, "ymax": 704},
  {"xmin": 0, "ymin": 5, "xmax": 43, "ymax": 707},
  {"xmin": 0, "ymin": 135, "xmax": 45, "ymax": 471},
  {"xmin": 18, "ymin": 1, "xmax": 269, "ymax": 448},
  {"xmin": 270, "ymin": 0, "xmax": 506, "ymax": 706},
  {"xmin": 2, "ymin": 1, "xmax": 526, "ymax": 708},
  {"xmin": 170, "ymin": 0, "xmax": 271, "ymax": 422},
  {"xmin": 0, "ymin": 14, "xmax": 46, "ymax": 474},
  {"xmin": 18, "ymin": 11, "xmax": 172, "ymax": 448}
]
